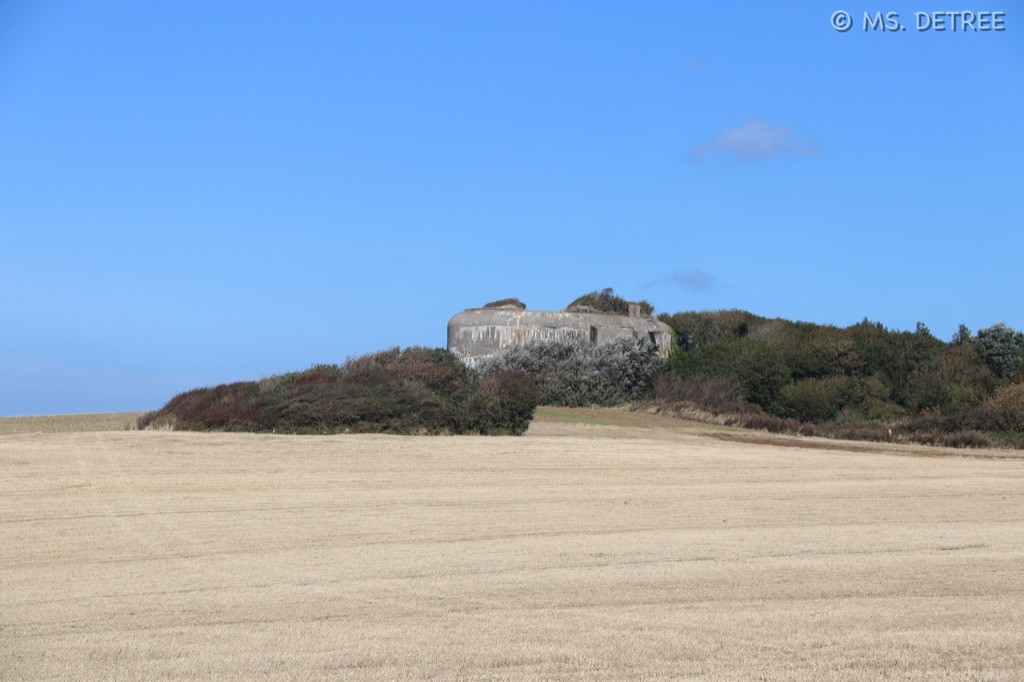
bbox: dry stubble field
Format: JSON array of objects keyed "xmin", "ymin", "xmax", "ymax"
[{"xmin": 1, "ymin": 408, "xmax": 1023, "ymax": 679}]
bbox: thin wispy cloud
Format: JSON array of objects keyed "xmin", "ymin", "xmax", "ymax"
[
  {"xmin": 689, "ymin": 118, "xmax": 820, "ymax": 161},
  {"xmin": 653, "ymin": 269, "xmax": 716, "ymax": 293},
  {"xmin": 685, "ymin": 58, "xmax": 713, "ymax": 74}
]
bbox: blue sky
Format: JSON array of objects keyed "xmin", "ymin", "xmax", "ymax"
[{"xmin": 2, "ymin": 1, "xmax": 1022, "ymax": 415}]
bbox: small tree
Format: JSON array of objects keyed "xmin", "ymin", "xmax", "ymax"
[
  {"xmin": 974, "ymin": 323, "xmax": 1024, "ymax": 379},
  {"xmin": 952, "ymin": 324, "xmax": 972, "ymax": 346}
]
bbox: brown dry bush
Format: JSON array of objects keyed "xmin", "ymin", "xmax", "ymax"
[
  {"xmin": 979, "ymin": 384, "xmax": 1024, "ymax": 432},
  {"xmin": 909, "ymin": 430, "xmax": 992, "ymax": 449},
  {"xmin": 741, "ymin": 413, "xmax": 799, "ymax": 435},
  {"xmin": 830, "ymin": 423, "xmax": 890, "ymax": 443},
  {"xmin": 652, "ymin": 374, "xmax": 743, "ymax": 413},
  {"xmin": 138, "ymin": 348, "xmax": 539, "ymax": 436}
]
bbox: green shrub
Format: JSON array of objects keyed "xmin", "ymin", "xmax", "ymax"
[
  {"xmin": 567, "ymin": 288, "xmax": 654, "ymax": 316},
  {"xmin": 733, "ymin": 342, "xmax": 791, "ymax": 415},
  {"xmin": 846, "ymin": 375, "xmax": 902, "ymax": 421},
  {"xmin": 781, "ymin": 376, "xmax": 852, "ymax": 423},
  {"xmin": 782, "ymin": 326, "xmax": 862, "ymax": 379},
  {"xmin": 667, "ymin": 340, "xmax": 738, "ymax": 379},
  {"xmin": 668, "ymin": 338, "xmax": 789, "ymax": 415},
  {"xmin": 482, "ymin": 298, "xmax": 527, "ymax": 309},
  {"xmin": 660, "ymin": 310, "xmax": 759, "ymax": 350}
]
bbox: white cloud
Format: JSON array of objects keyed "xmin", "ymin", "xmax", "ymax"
[
  {"xmin": 659, "ymin": 269, "xmax": 716, "ymax": 292},
  {"xmin": 685, "ymin": 58, "xmax": 713, "ymax": 74},
  {"xmin": 689, "ymin": 118, "xmax": 820, "ymax": 161}
]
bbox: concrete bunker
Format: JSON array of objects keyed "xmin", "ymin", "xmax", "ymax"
[{"xmin": 447, "ymin": 302, "xmax": 673, "ymax": 367}]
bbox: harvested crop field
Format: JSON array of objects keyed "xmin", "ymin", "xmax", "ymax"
[{"xmin": 2, "ymin": 408, "xmax": 1023, "ymax": 679}]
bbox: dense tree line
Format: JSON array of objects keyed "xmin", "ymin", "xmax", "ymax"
[{"xmin": 655, "ymin": 311, "xmax": 1024, "ymax": 447}]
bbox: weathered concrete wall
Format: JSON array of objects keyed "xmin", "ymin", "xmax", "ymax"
[{"xmin": 447, "ymin": 309, "xmax": 673, "ymax": 366}]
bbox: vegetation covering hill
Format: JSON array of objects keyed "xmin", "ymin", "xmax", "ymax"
[
  {"xmin": 567, "ymin": 288, "xmax": 654, "ymax": 316},
  {"xmin": 139, "ymin": 284, "xmax": 1024, "ymax": 448},
  {"xmin": 139, "ymin": 347, "xmax": 539, "ymax": 435},
  {"xmin": 655, "ymin": 310, "xmax": 1024, "ymax": 448}
]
